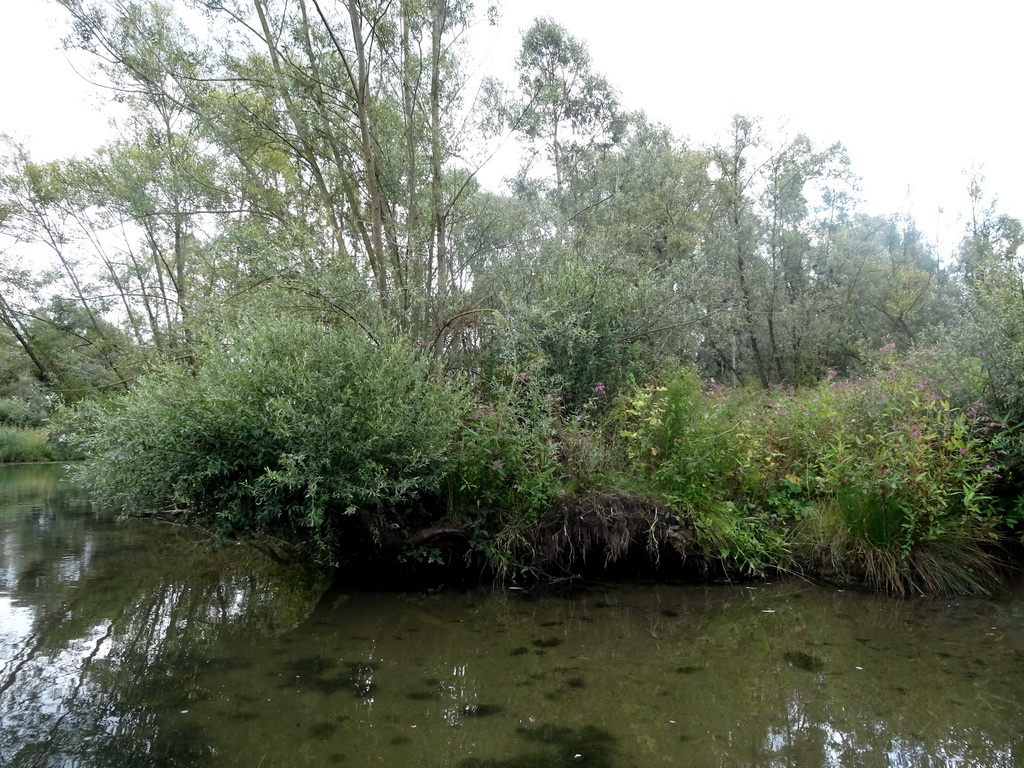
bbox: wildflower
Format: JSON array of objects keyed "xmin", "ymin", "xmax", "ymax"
[
  {"xmin": 492, "ymin": 460, "xmax": 503, "ymax": 471},
  {"xmin": 593, "ymin": 382, "xmax": 607, "ymax": 395}
]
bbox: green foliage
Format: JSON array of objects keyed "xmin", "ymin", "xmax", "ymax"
[
  {"xmin": 816, "ymin": 347, "xmax": 1010, "ymax": 542},
  {"xmin": 612, "ymin": 351, "xmax": 1015, "ymax": 592},
  {"xmin": 65, "ymin": 317, "xmax": 468, "ymax": 563},
  {"xmin": 0, "ymin": 427, "xmax": 61, "ymax": 463},
  {"xmin": 751, "ymin": 348, "xmax": 1014, "ymax": 592},
  {"xmin": 619, "ymin": 369, "xmax": 787, "ymax": 575},
  {"xmin": 481, "ymin": 248, "xmax": 658, "ymax": 414},
  {"xmin": 8, "ymin": 4, "xmax": 1023, "ymax": 593},
  {"xmin": 0, "ymin": 398, "xmax": 45, "ymax": 428},
  {"xmin": 449, "ymin": 374, "xmax": 573, "ymax": 572}
]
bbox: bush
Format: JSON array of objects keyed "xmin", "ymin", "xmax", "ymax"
[
  {"xmin": 757, "ymin": 347, "xmax": 1015, "ymax": 593},
  {"xmin": 66, "ymin": 317, "xmax": 469, "ymax": 564},
  {"xmin": 618, "ymin": 369, "xmax": 787, "ymax": 575},
  {"xmin": 0, "ymin": 398, "xmax": 44, "ymax": 428},
  {"xmin": 0, "ymin": 427, "xmax": 61, "ymax": 462},
  {"xmin": 615, "ymin": 353, "xmax": 1016, "ymax": 593},
  {"xmin": 448, "ymin": 372, "xmax": 588, "ymax": 574}
]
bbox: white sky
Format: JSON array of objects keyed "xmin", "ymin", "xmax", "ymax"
[{"xmin": 2, "ymin": 0, "xmax": 1020, "ymax": 257}]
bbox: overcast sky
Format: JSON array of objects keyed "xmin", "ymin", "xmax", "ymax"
[{"xmin": 3, "ymin": 0, "xmax": 1020, "ymax": 256}]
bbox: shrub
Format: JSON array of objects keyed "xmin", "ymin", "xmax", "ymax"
[
  {"xmin": 618, "ymin": 369, "xmax": 787, "ymax": 574},
  {"xmin": 616, "ymin": 353, "xmax": 1016, "ymax": 593},
  {"xmin": 0, "ymin": 398, "xmax": 44, "ymax": 428},
  {"xmin": 447, "ymin": 370, "xmax": 598, "ymax": 575},
  {"xmin": 66, "ymin": 317, "xmax": 469, "ymax": 564},
  {"xmin": 0, "ymin": 427, "xmax": 60, "ymax": 462},
  {"xmin": 771, "ymin": 347, "xmax": 1015, "ymax": 593}
]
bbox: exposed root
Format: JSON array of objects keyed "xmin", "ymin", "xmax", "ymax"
[{"xmin": 530, "ymin": 489, "xmax": 695, "ymax": 574}]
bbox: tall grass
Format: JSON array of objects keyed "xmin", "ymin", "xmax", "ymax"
[{"xmin": 0, "ymin": 427, "xmax": 63, "ymax": 463}]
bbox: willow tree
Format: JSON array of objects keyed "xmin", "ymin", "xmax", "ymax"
[{"xmin": 56, "ymin": 0, "xmax": 491, "ymax": 346}]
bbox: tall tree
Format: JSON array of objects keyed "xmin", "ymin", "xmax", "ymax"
[
  {"xmin": 507, "ymin": 17, "xmax": 623, "ymax": 204},
  {"xmin": 57, "ymin": 0, "xmax": 491, "ymax": 345}
]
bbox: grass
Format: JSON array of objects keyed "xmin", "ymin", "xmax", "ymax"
[{"xmin": 0, "ymin": 427, "xmax": 64, "ymax": 463}]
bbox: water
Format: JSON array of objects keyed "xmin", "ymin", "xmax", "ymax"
[{"xmin": 1, "ymin": 464, "xmax": 1022, "ymax": 767}]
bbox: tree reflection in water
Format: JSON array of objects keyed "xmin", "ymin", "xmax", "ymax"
[{"xmin": 0, "ymin": 465, "xmax": 324, "ymax": 767}]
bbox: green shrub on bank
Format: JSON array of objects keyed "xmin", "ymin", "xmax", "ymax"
[
  {"xmin": 779, "ymin": 347, "xmax": 1015, "ymax": 593},
  {"xmin": 0, "ymin": 398, "xmax": 46, "ymax": 428},
  {"xmin": 67, "ymin": 318, "xmax": 469, "ymax": 563},
  {"xmin": 614, "ymin": 350, "xmax": 1016, "ymax": 593},
  {"xmin": 0, "ymin": 427, "xmax": 61, "ymax": 462},
  {"xmin": 618, "ymin": 370, "xmax": 788, "ymax": 575},
  {"xmin": 450, "ymin": 372, "xmax": 602, "ymax": 573},
  {"xmin": 63, "ymin": 316, "xmax": 1019, "ymax": 592}
]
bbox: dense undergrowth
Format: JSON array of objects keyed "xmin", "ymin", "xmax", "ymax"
[
  {"xmin": 61, "ymin": 317, "xmax": 1024, "ymax": 596},
  {"xmin": 0, "ymin": 426, "xmax": 68, "ymax": 463}
]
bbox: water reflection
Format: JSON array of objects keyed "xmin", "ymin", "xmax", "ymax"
[
  {"xmin": 1, "ymin": 464, "xmax": 1022, "ymax": 767},
  {"xmin": 180, "ymin": 582, "xmax": 1023, "ymax": 767},
  {"xmin": 0, "ymin": 465, "xmax": 325, "ymax": 767}
]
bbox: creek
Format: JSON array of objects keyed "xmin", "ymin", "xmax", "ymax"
[{"xmin": 1, "ymin": 464, "xmax": 1022, "ymax": 767}]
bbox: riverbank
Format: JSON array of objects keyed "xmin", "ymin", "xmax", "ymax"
[
  {"xmin": 0, "ymin": 426, "xmax": 70, "ymax": 463},
  {"xmin": 61, "ymin": 326, "xmax": 1024, "ymax": 597}
]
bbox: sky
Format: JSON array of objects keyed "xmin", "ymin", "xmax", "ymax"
[{"xmin": 2, "ymin": 0, "xmax": 1020, "ymax": 257}]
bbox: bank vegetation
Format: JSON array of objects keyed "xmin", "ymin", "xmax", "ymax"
[{"xmin": 2, "ymin": 0, "xmax": 1022, "ymax": 593}]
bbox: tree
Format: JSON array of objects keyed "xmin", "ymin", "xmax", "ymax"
[
  {"xmin": 57, "ymin": 0, "xmax": 492, "ymax": 347},
  {"xmin": 699, "ymin": 117, "xmax": 861, "ymax": 386},
  {"xmin": 506, "ymin": 17, "xmax": 623, "ymax": 204}
]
